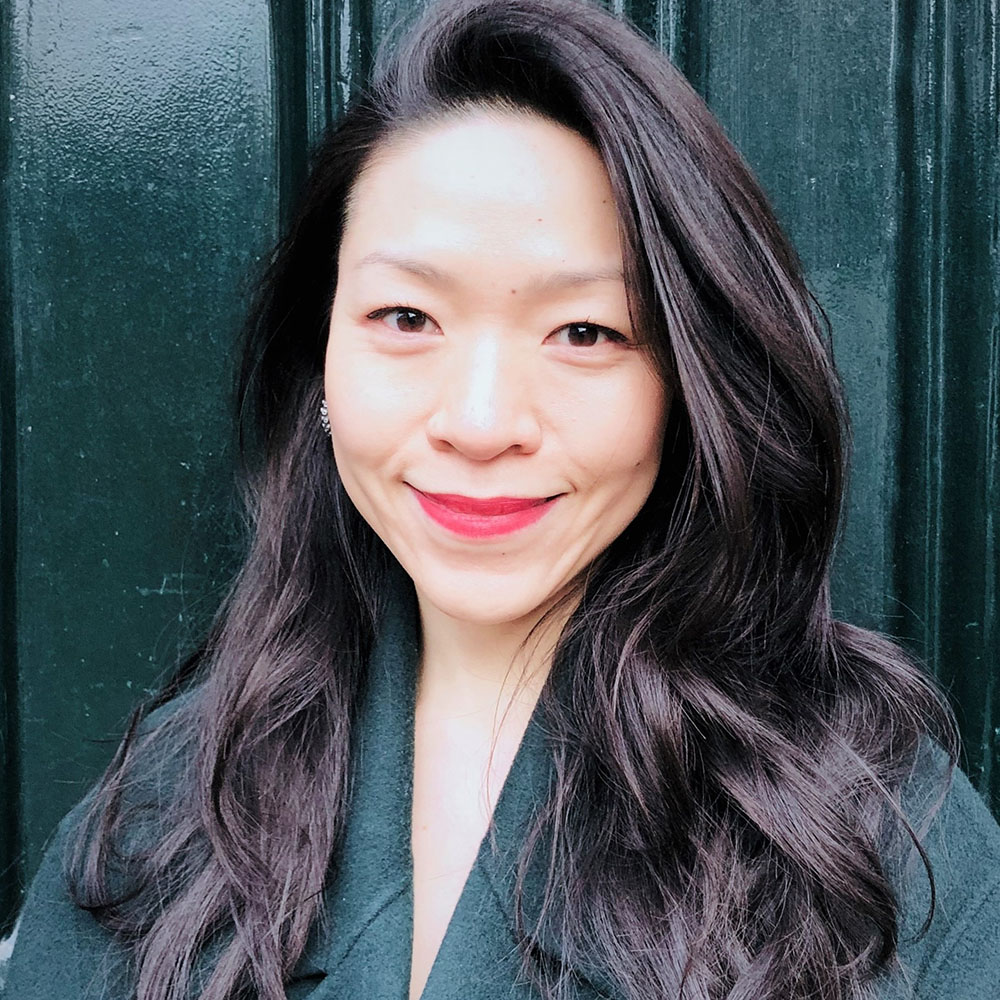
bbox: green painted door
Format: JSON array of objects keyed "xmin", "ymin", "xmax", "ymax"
[{"xmin": 2, "ymin": 0, "xmax": 997, "ymax": 933}]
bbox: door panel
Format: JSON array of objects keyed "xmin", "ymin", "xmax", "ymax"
[{"xmin": 1, "ymin": 0, "xmax": 278, "ymax": 930}]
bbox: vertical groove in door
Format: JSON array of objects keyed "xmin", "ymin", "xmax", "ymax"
[
  {"xmin": 626, "ymin": 0, "xmax": 707, "ymax": 96},
  {"xmin": 270, "ymin": 0, "xmax": 310, "ymax": 230},
  {"xmin": 326, "ymin": 0, "xmax": 374, "ymax": 127},
  {"xmin": 975, "ymin": 0, "xmax": 998, "ymax": 803},
  {"xmin": 893, "ymin": 0, "xmax": 999, "ymax": 809},
  {"xmin": 677, "ymin": 0, "xmax": 708, "ymax": 99},
  {"xmin": 0, "ymin": 0, "xmax": 24, "ymax": 937},
  {"xmin": 906, "ymin": 0, "xmax": 945, "ymax": 680},
  {"xmin": 617, "ymin": 0, "xmax": 686, "ymax": 70},
  {"xmin": 892, "ymin": 0, "xmax": 943, "ymax": 678},
  {"xmin": 660, "ymin": 0, "xmax": 689, "ymax": 66},
  {"xmin": 985, "ymin": 284, "xmax": 998, "ymax": 796},
  {"xmin": 269, "ymin": 0, "xmax": 368, "ymax": 226},
  {"xmin": 305, "ymin": 0, "xmax": 334, "ymax": 136}
]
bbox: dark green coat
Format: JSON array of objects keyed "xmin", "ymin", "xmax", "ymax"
[{"xmin": 5, "ymin": 573, "xmax": 1000, "ymax": 999}]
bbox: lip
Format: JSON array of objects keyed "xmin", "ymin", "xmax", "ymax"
[{"xmin": 409, "ymin": 486, "xmax": 561, "ymax": 538}]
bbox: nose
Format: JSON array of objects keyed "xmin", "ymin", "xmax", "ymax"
[{"xmin": 425, "ymin": 333, "xmax": 542, "ymax": 460}]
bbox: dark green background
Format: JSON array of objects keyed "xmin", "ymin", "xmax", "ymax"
[{"xmin": 2, "ymin": 0, "xmax": 997, "ymax": 934}]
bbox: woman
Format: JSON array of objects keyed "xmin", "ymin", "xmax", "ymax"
[{"xmin": 5, "ymin": 0, "xmax": 999, "ymax": 997}]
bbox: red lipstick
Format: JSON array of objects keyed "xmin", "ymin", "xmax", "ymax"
[{"xmin": 410, "ymin": 487, "xmax": 560, "ymax": 538}]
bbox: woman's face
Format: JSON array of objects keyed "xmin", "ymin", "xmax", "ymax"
[{"xmin": 325, "ymin": 109, "xmax": 669, "ymax": 627}]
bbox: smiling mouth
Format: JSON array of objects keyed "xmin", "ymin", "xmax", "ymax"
[{"xmin": 408, "ymin": 487, "xmax": 563, "ymax": 537}]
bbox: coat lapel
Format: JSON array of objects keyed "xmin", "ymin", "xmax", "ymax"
[{"xmin": 289, "ymin": 561, "xmax": 420, "ymax": 997}]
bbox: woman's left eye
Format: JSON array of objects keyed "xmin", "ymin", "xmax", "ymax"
[{"xmin": 552, "ymin": 323, "xmax": 629, "ymax": 348}]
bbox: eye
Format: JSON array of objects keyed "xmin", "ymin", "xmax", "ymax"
[
  {"xmin": 366, "ymin": 306, "xmax": 437, "ymax": 334},
  {"xmin": 551, "ymin": 322, "xmax": 630, "ymax": 348}
]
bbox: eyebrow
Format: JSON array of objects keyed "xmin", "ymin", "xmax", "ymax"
[{"xmin": 354, "ymin": 250, "xmax": 625, "ymax": 292}]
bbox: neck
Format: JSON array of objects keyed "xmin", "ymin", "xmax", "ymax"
[{"xmin": 414, "ymin": 589, "xmax": 577, "ymax": 719}]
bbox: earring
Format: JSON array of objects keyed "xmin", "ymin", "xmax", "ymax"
[{"xmin": 319, "ymin": 399, "xmax": 331, "ymax": 436}]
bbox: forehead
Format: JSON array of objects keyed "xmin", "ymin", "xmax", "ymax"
[{"xmin": 339, "ymin": 109, "xmax": 624, "ymax": 271}]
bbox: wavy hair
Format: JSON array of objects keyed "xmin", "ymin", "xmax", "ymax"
[{"xmin": 68, "ymin": 0, "xmax": 957, "ymax": 997}]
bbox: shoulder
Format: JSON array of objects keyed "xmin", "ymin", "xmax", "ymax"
[
  {"xmin": 1, "ymin": 688, "xmax": 203, "ymax": 1000},
  {"xmin": 881, "ymin": 744, "xmax": 1000, "ymax": 998},
  {"xmin": 1, "ymin": 801, "xmax": 132, "ymax": 999}
]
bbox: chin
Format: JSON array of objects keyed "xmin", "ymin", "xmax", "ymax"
[
  {"xmin": 432, "ymin": 593, "xmax": 540, "ymax": 628},
  {"xmin": 416, "ymin": 575, "xmax": 561, "ymax": 628}
]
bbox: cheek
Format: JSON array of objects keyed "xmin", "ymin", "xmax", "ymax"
[
  {"xmin": 323, "ymin": 333, "xmax": 430, "ymax": 479},
  {"xmin": 324, "ymin": 338, "xmax": 388, "ymax": 472},
  {"xmin": 572, "ymin": 373, "xmax": 669, "ymax": 490}
]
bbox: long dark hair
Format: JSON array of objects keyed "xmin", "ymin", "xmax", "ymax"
[{"xmin": 68, "ymin": 0, "xmax": 957, "ymax": 997}]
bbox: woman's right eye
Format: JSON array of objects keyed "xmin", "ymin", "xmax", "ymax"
[{"xmin": 366, "ymin": 306, "xmax": 435, "ymax": 334}]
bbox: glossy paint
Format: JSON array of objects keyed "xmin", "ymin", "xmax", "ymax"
[
  {"xmin": 0, "ymin": 0, "xmax": 278, "ymax": 930},
  {"xmin": 1, "ymin": 0, "xmax": 996, "ymax": 933}
]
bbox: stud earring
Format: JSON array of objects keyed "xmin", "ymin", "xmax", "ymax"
[{"xmin": 319, "ymin": 399, "xmax": 331, "ymax": 436}]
